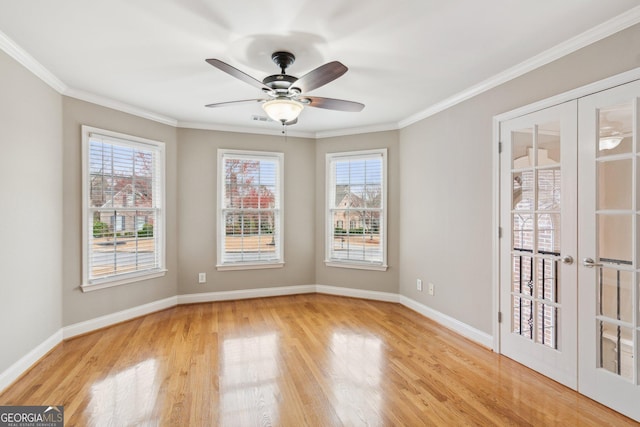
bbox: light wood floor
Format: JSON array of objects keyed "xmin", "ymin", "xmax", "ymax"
[{"xmin": 0, "ymin": 294, "xmax": 636, "ymax": 426}]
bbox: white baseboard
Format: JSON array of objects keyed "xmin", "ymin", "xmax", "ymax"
[
  {"xmin": 1, "ymin": 285, "xmax": 493, "ymax": 395},
  {"xmin": 316, "ymin": 285, "xmax": 399, "ymax": 303},
  {"xmin": 62, "ymin": 296, "xmax": 178, "ymax": 340},
  {"xmin": 177, "ymin": 285, "xmax": 316, "ymax": 304},
  {"xmin": 399, "ymin": 295, "xmax": 493, "ymax": 349},
  {"xmin": 175, "ymin": 285, "xmax": 398, "ymax": 305},
  {"xmin": 0, "ymin": 329, "xmax": 63, "ymax": 392}
]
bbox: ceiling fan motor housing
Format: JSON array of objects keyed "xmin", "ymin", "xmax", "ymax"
[
  {"xmin": 263, "ymin": 74, "xmax": 297, "ymax": 91},
  {"xmin": 262, "ymin": 51, "xmax": 298, "ymax": 91},
  {"xmin": 271, "ymin": 51, "xmax": 295, "ymax": 72}
]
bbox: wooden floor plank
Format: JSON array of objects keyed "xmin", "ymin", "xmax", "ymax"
[{"xmin": 0, "ymin": 294, "xmax": 636, "ymax": 426}]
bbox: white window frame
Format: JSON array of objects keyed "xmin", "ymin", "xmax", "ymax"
[
  {"xmin": 325, "ymin": 149, "xmax": 388, "ymax": 271},
  {"xmin": 81, "ymin": 126, "xmax": 166, "ymax": 291},
  {"xmin": 217, "ymin": 149, "xmax": 284, "ymax": 271}
]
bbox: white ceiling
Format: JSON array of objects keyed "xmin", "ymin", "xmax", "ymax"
[{"xmin": 1, "ymin": 1, "xmax": 639, "ymax": 137}]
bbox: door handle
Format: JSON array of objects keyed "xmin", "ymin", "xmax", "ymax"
[
  {"xmin": 582, "ymin": 257, "xmax": 603, "ymax": 268},
  {"xmin": 561, "ymin": 255, "xmax": 574, "ymax": 265}
]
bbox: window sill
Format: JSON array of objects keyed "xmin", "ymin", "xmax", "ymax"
[
  {"xmin": 81, "ymin": 269, "xmax": 167, "ymax": 292},
  {"xmin": 216, "ymin": 262, "xmax": 285, "ymax": 271},
  {"xmin": 324, "ymin": 261, "xmax": 388, "ymax": 272}
]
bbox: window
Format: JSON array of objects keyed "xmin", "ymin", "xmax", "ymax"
[
  {"xmin": 326, "ymin": 149, "xmax": 387, "ymax": 270},
  {"xmin": 82, "ymin": 126, "xmax": 165, "ymax": 291},
  {"xmin": 111, "ymin": 215, "xmax": 125, "ymax": 232},
  {"xmin": 218, "ymin": 149, "xmax": 283, "ymax": 270}
]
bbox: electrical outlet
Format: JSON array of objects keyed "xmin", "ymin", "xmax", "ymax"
[
  {"xmin": 428, "ymin": 282, "xmax": 435, "ymax": 296},
  {"xmin": 198, "ymin": 272, "xmax": 206, "ymax": 284},
  {"xmin": 416, "ymin": 279, "xmax": 423, "ymax": 291}
]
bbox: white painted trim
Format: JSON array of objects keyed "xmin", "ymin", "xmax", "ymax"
[
  {"xmin": 177, "ymin": 285, "xmax": 398, "ymax": 305},
  {"xmin": 0, "ymin": 30, "xmax": 173, "ymax": 128},
  {"xmin": 2, "ymin": 7, "xmax": 640, "ymax": 139},
  {"xmin": 216, "ymin": 149, "xmax": 284, "ymax": 268},
  {"xmin": 399, "ymin": 6, "xmax": 640, "ymax": 129},
  {"xmin": 492, "ymin": 66, "xmax": 640, "ymax": 356},
  {"xmin": 494, "ymin": 67, "xmax": 640, "ymax": 122},
  {"xmin": 323, "ymin": 261, "xmax": 388, "ymax": 271},
  {"xmin": 62, "ymin": 296, "xmax": 177, "ymax": 339},
  {"xmin": 325, "ymin": 149, "xmax": 388, "ymax": 267},
  {"xmin": 177, "ymin": 285, "xmax": 316, "ymax": 304},
  {"xmin": 399, "ymin": 295, "xmax": 494, "ymax": 349},
  {"xmin": 315, "ymin": 122, "xmax": 399, "ymax": 139},
  {"xmin": 3, "ymin": 6, "xmax": 640, "ymax": 138},
  {"xmin": 81, "ymin": 126, "xmax": 167, "ymax": 290},
  {"xmin": 0, "ymin": 330, "xmax": 63, "ymax": 393},
  {"xmin": 216, "ymin": 262, "xmax": 285, "ymax": 271},
  {"xmin": 0, "ymin": 286, "xmax": 494, "ymax": 395},
  {"xmin": 492, "ymin": 117, "xmax": 501, "ymax": 353},
  {"xmin": 178, "ymin": 121, "xmax": 315, "ymax": 139},
  {"xmin": 316, "ymin": 285, "xmax": 399, "ymax": 303},
  {"xmin": 66, "ymin": 88, "xmax": 178, "ymax": 127},
  {"xmin": 81, "ymin": 270, "xmax": 167, "ymax": 292},
  {"xmin": 0, "ymin": 30, "xmax": 67, "ymax": 93}
]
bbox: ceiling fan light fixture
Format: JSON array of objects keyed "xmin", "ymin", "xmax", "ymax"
[
  {"xmin": 599, "ymin": 136, "xmax": 623, "ymax": 150},
  {"xmin": 262, "ymin": 99, "xmax": 304, "ymax": 124}
]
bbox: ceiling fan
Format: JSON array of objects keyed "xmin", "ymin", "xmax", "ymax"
[{"xmin": 205, "ymin": 51, "xmax": 364, "ymax": 126}]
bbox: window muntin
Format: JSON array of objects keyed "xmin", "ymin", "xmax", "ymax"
[
  {"xmin": 82, "ymin": 126, "xmax": 165, "ymax": 290},
  {"xmin": 326, "ymin": 149, "xmax": 387, "ymax": 269},
  {"xmin": 218, "ymin": 150, "xmax": 283, "ymax": 269}
]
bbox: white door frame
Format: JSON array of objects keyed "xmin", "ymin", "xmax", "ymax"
[
  {"xmin": 492, "ymin": 67, "xmax": 640, "ymax": 353},
  {"xmin": 498, "ymin": 101, "xmax": 578, "ymax": 388},
  {"xmin": 576, "ymin": 80, "xmax": 640, "ymax": 421}
]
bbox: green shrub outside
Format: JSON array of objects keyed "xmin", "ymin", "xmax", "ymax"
[
  {"xmin": 138, "ymin": 223, "xmax": 154, "ymax": 237},
  {"xmin": 93, "ymin": 221, "xmax": 109, "ymax": 238}
]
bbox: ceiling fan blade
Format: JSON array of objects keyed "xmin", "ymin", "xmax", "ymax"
[
  {"xmin": 292, "ymin": 61, "xmax": 348, "ymax": 93},
  {"xmin": 205, "ymin": 99, "xmax": 265, "ymax": 108},
  {"xmin": 284, "ymin": 118, "xmax": 298, "ymax": 126},
  {"xmin": 206, "ymin": 59, "xmax": 270, "ymax": 91},
  {"xmin": 304, "ymin": 96, "xmax": 364, "ymax": 112}
]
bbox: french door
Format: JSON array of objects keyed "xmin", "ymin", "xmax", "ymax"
[
  {"xmin": 499, "ymin": 101, "xmax": 578, "ymax": 389},
  {"xmin": 577, "ymin": 79, "xmax": 640, "ymax": 421},
  {"xmin": 500, "ymin": 79, "xmax": 640, "ymax": 421}
]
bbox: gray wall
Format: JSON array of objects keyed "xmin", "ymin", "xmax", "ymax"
[
  {"xmin": 315, "ymin": 131, "xmax": 400, "ymax": 293},
  {"xmin": 177, "ymin": 128, "xmax": 316, "ymax": 293},
  {"xmin": 2, "ymin": 18, "xmax": 640, "ymax": 382},
  {"xmin": 398, "ymin": 23, "xmax": 640, "ymax": 335},
  {"xmin": 0, "ymin": 50, "xmax": 63, "ymax": 373},
  {"xmin": 61, "ymin": 97, "xmax": 178, "ymax": 326}
]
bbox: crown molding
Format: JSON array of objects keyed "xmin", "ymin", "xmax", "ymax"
[
  {"xmin": 398, "ymin": 5, "xmax": 640, "ymax": 129},
  {"xmin": 0, "ymin": 30, "xmax": 179, "ymax": 127},
  {"xmin": 64, "ymin": 88, "xmax": 178, "ymax": 127},
  {"xmin": 177, "ymin": 121, "xmax": 316, "ymax": 138},
  {"xmin": 178, "ymin": 121, "xmax": 400, "ymax": 140},
  {"xmin": 3, "ymin": 5, "xmax": 640, "ymax": 137},
  {"xmin": 0, "ymin": 29, "xmax": 67, "ymax": 93},
  {"xmin": 314, "ymin": 122, "xmax": 399, "ymax": 139}
]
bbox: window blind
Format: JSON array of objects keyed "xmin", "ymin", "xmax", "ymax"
[
  {"xmin": 327, "ymin": 150, "xmax": 386, "ymax": 265},
  {"xmin": 219, "ymin": 150, "xmax": 283, "ymax": 266},
  {"xmin": 85, "ymin": 131, "xmax": 163, "ymax": 284}
]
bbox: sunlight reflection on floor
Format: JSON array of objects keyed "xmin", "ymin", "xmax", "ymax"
[
  {"xmin": 330, "ymin": 331, "xmax": 383, "ymax": 425},
  {"xmin": 220, "ymin": 333, "xmax": 280, "ymax": 426},
  {"xmin": 89, "ymin": 359, "xmax": 159, "ymax": 426}
]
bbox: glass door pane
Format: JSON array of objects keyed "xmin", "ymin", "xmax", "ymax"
[
  {"xmin": 509, "ymin": 122, "xmax": 562, "ymax": 348},
  {"xmin": 501, "ymin": 100, "xmax": 577, "ymax": 390},
  {"xmin": 578, "ymin": 79, "xmax": 640, "ymax": 421},
  {"xmin": 595, "ymin": 100, "xmax": 636, "ymax": 379}
]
